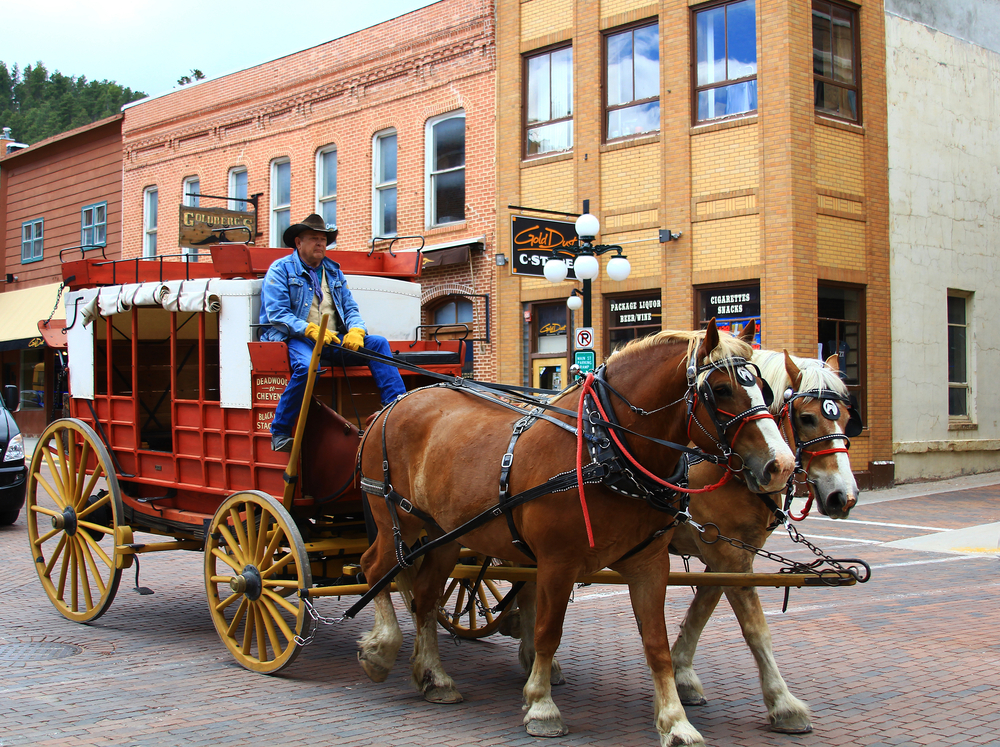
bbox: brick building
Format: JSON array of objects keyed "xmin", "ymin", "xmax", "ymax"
[
  {"xmin": 120, "ymin": 0, "xmax": 497, "ymax": 379},
  {"xmin": 0, "ymin": 114, "xmax": 124, "ymax": 434},
  {"xmin": 495, "ymin": 0, "xmax": 893, "ymax": 486}
]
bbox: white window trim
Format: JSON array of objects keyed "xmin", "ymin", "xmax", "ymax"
[
  {"xmin": 425, "ymin": 110, "xmax": 466, "ymax": 228},
  {"xmin": 270, "ymin": 158, "xmax": 291, "ymax": 247},
  {"xmin": 183, "ymin": 176, "xmax": 200, "ymax": 208},
  {"xmin": 315, "ymin": 145, "xmax": 337, "ymax": 240},
  {"xmin": 373, "ymin": 128, "xmax": 398, "ymax": 238},
  {"xmin": 143, "ymin": 187, "xmax": 158, "ymax": 258},
  {"xmin": 228, "ymin": 166, "xmax": 248, "ymax": 211},
  {"xmin": 947, "ymin": 290, "xmax": 975, "ymax": 423}
]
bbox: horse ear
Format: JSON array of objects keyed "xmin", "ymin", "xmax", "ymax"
[
  {"xmin": 738, "ymin": 319, "xmax": 756, "ymax": 344},
  {"xmin": 825, "ymin": 353, "xmax": 840, "ymax": 372},
  {"xmin": 784, "ymin": 350, "xmax": 803, "ymax": 390},
  {"xmin": 699, "ymin": 318, "xmax": 720, "ymax": 362}
]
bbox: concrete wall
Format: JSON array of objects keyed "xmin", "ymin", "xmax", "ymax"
[{"xmin": 886, "ymin": 9, "xmax": 1000, "ymax": 480}]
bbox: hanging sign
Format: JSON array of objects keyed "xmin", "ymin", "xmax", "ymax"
[
  {"xmin": 179, "ymin": 206, "xmax": 256, "ymax": 249},
  {"xmin": 510, "ymin": 215, "xmax": 579, "ymax": 277}
]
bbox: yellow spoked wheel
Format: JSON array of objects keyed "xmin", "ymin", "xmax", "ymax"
[
  {"xmin": 26, "ymin": 419, "xmax": 124, "ymax": 623},
  {"xmin": 205, "ymin": 491, "xmax": 314, "ymax": 674},
  {"xmin": 437, "ymin": 557, "xmax": 518, "ymax": 639}
]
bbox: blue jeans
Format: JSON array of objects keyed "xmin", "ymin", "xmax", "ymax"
[{"xmin": 270, "ymin": 335, "xmax": 407, "ymax": 437}]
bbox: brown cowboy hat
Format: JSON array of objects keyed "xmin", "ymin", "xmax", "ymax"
[{"xmin": 282, "ymin": 213, "xmax": 338, "ymax": 248}]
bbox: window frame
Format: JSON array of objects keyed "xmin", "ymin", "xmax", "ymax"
[
  {"xmin": 812, "ymin": 0, "xmax": 862, "ymax": 124},
  {"xmin": 947, "ymin": 290, "xmax": 973, "ymax": 422},
  {"xmin": 228, "ymin": 166, "xmax": 248, "ymax": 211},
  {"xmin": 81, "ymin": 202, "xmax": 108, "ymax": 248},
  {"xmin": 21, "ymin": 217, "xmax": 44, "ymax": 263},
  {"xmin": 373, "ymin": 128, "xmax": 398, "ymax": 238},
  {"xmin": 270, "ymin": 158, "xmax": 291, "ymax": 247},
  {"xmin": 817, "ymin": 282, "xmax": 866, "ymax": 425},
  {"xmin": 523, "ymin": 44, "xmax": 574, "ymax": 158},
  {"xmin": 143, "ymin": 187, "xmax": 158, "ymax": 259},
  {"xmin": 691, "ymin": 0, "xmax": 759, "ymax": 125},
  {"xmin": 604, "ymin": 20, "xmax": 661, "ymax": 142},
  {"xmin": 315, "ymin": 145, "xmax": 338, "ymax": 239},
  {"xmin": 425, "ymin": 110, "xmax": 466, "ymax": 228},
  {"xmin": 606, "ymin": 291, "xmax": 664, "ymax": 353}
]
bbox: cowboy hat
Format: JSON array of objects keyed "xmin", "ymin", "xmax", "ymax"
[{"xmin": 282, "ymin": 213, "xmax": 338, "ymax": 248}]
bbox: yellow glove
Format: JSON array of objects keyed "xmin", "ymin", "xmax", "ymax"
[
  {"xmin": 342, "ymin": 327, "xmax": 366, "ymax": 352},
  {"xmin": 304, "ymin": 322, "xmax": 339, "ymax": 347}
]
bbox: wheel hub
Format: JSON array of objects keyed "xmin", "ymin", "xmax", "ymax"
[
  {"xmin": 230, "ymin": 565, "xmax": 263, "ymax": 600},
  {"xmin": 52, "ymin": 506, "xmax": 78, "ymax": 536}
]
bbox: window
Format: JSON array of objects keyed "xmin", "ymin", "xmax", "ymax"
[
  {"xmin": 608, "ymin": 292, "xmax": 662, "ymax": 352},
  {"xmin": 525, "ymin": 46, "xmax": 573, "ymax": 156},
  {"xmin": 143, "ymin": 187, "xmax": 157, "ymax": 258},
  {"xmin": 427, "ymin": 112, "xmax": 465, "ymax": 226},
  {"xmin": 530, "ymin": 302, "xmax": 571, "ymax": 390},
  {"xmin": 693, "ymin": 0, "xmax": 758, "ymax": 123},
  {"xmin": 813, "ymin": 0, "xmax": 859, "ymax": 122},
  {"xmin": 228, "ymin": 167, "xmax": 248, "ymax": 211},
  {"xmin": 433, "ymin": 296, "xmax": 474, "ymax": 375},
  {"xmin": 948, "ymin": 292, "xmax": 972, "ymax": 419},
  {"xmin": 21, "ymin": 218, "xmax": 43, "ymax": 262},
  {"xmin": 316, "ymin": 146, "xmax": 337, "ymax": 233},
  {"xmin": 270, "ymin": 158, "xmax": 291, "ymax": 247},
  {"xmin": 81, "ymin": 203, "xmax": 107, "ymax": 247},
  {"xmin": 373, "ymin": 129, "xmax": 398, "ymax": 237},
  {"xmin": 818, "ymin": 284, "xmax": 865, "ymax": 419},
  {"xmin": 606, "ymin": 23, "xmax": 660, "ymax": 140},
  {"xmin": 698, "ymin": 283, "xmax": 761, "ymax": 347},
  {"xmin": 183, "ymin": 176, "xmax": 200, "ymax": 207}
]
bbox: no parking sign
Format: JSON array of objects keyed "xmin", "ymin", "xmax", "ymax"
[{"xmin": 574, "ymin": 327, "xmax": 594, "ymax": 350}]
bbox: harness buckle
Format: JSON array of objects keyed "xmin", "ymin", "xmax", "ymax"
[
  {"xmin": 382, "ymin": 460, "xmax": 390, "ymax": 473},
  {"xmin": 501, "ymin": 453, "xmax": 514, "ymax": 469},
  {"xmin": 398, "ymin": 497, "xmax": 413, "ymax": 514},
  {"xmin": 491, "ymin": 507, "xmax": 503, "ymax": 518}
]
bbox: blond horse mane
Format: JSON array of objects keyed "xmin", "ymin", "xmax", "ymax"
[
  {"xmin": 606, "ymin": 328, "xmax": 754, "ymax": 387},
  {"xmin": 752, "ymin": 349, "xmax": 849, "ymax": 415}
]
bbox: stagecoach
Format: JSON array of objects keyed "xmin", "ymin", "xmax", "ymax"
[{"xmin": 25, "ymin": 237, "xmax": 866, "ymax": 741}]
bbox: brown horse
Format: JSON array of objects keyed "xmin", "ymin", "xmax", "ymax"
[
  {"xmin": 356, "ymin": 322, "xmax": 794, "ymax": 746},
  {"xmin": 669, "ymin": 349, "xmax": 861, "ymax": 733}
]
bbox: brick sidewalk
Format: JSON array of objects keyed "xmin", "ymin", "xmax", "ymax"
[{"xmin": 1, "ymin": 484, "xmax": 998, "ymax": 747}]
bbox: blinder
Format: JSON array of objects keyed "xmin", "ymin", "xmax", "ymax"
[{"xmin": 845, "ymin": 394, "xmax": 863, "ymax": 438}]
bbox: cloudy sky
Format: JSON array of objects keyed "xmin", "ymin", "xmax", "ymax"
[{"xmin": 4, "ymin": 0, "xmax": 440, "ymax": 97}]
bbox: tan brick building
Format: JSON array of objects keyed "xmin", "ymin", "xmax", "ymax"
[
  {"xmin": 120, "ymin": 0, "xmax": 498, "ymax": 380},
  {"xmin": 496, "ymin": 0, "xmax": 893, "ymax": 485}
]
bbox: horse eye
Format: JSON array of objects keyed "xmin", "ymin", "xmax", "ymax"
[
  {"xmin": 713, "ymin": 385, "xmax": 733, "ymax": 398},
  {"xmin": 799, "ymin": 413, "xmax": 817, "ymax": 427}
]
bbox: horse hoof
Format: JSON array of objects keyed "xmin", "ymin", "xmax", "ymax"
[
  {"xmin": 770, "ymin": 719, "xmax": 813, "ymax": 734},
  {"xmin": 357, "ymin": 651, "xmax": 391, "ymax": 683},
  {"xmin": 676, "ymin": 684, "xmax": 707, "ymax": 706},
  {"xmin": 526, "ymin": 717, "xmax": 569, "ymax": 737},
  {"xmin": 423, "ymin": 685, "xmax": 464, "ymax": 704}
]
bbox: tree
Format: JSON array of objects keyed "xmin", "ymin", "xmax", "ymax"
[
  {"xmin": 177, "ymin": 69, "xmax": 206, "ymax": 86},
  {"xmin": 0, "ymin": 60, "xmax": 146, "ymax": 145}
]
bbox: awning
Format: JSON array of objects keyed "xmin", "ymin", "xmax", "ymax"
[
  {"xmin": 420, "ymin": 236, "xmax": 484, "ymax": 269},
  {"xmin": 0, "ymin": 282, "xmax": 63, "ymax": 351}
]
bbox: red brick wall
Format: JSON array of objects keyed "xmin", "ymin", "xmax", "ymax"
[{"xmin": 121, "ymin": 0, "xmax": 498, "ymax": 380}]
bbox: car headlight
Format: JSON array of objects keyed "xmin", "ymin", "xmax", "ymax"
[{"xmin": 4, "ymin": 433, "xmax": 24, "ymax": 462}]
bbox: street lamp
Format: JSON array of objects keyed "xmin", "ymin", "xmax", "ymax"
[{"xmin": 542, "ymin": 206, "xmax": 631, "ymax": 329}]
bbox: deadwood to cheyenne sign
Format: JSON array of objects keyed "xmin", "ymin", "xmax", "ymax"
[{"xmin": 179, "ymin": 206, "xmax": 256, "ymax": 248}]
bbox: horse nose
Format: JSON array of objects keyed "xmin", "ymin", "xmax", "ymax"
[
  {"xmin": 760, "ymin": 457, "xmax": 789, "ymax": 487},
  {"xmin": 827, "ymin": 489, "xmax": 853, "ymax": 516}
]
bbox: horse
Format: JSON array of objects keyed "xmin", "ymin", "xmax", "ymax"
[
  {"xmin": 508, "ymin": 345, "xmax": 862, "ymax": 735},
  {"xmin": 668, "ymin": 348, "xmax": 861, "ymax": 733},
  {"xmin": 355, "ymin": 321, "xmax": 795, "ymax": 747}
]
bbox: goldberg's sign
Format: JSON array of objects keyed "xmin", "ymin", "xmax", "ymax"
[
  {"xmin": 703, "ymin": 286, "xmax": 760, "ymax": 318},
  {"xmin": 510, "ymin": 215, "xmax": 579, "ymax": 277},
  {"xmin": 179, "ymin": 206, "xmax": 256, "ymax": 249}
]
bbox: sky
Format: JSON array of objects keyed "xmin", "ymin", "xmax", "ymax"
[{"xmin": 3, "ymin": 0, "xmax": 441, "ymax": 98}]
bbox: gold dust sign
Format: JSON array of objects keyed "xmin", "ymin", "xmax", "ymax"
[
  {"xmin": 510, "ymin": 215, "xmax": 579, "ymax": 277},
  {"xmin": 179, "ymin": 206, "xmax": 256, "ymax": 249}
]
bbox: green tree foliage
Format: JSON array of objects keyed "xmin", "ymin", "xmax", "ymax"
[{"xmin": 0, "ymin": 61, "xmax": 147, "ymax": 145}]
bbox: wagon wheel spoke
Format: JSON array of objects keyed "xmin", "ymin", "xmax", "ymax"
[
  {"xmin": 78, "ymin": 529, "xmax": 114, "ymax": 569},
  {"xmin": 76, "ymin": 490, "xmax": 110, "ymax": 521},
  {"xmin": 229, "ymin": 507, "xmax": 249, "ymax": 556},
  {"xmin": 261, "ymin": 588, "xmax": 300, "ymax": 617},
  {"xmin": 260, "ymin": 593, "xmax": 298, "ymax": 640},
  {"xmin": 43, "ymin": 535, "xmax": 68, "ymax": 577},
  {"xmin": 437, "ymin": 558, "xmax": 517, "ymax": 639},
  {"xmin": 227, "ymin": 597, "xmax": 249, "ymax": 638},
  {"xmin": 257, "ymin": 600, "xmax": 284, "ymax": 657},
  {"xmin": 214, "ymin": 590, "xmax": 242, "ymax": 613},
  {"xmin": 211, "ymin": 546, "xmax": 243, "ymax": 574},
  {"xmin": 78, "ymin": 538, "xmax": 108, "ymax": 596},
  {"xmin": 73, "ymin": 538, "xmax": 95, "ymax": 611},
  {"xmin": 252, "ymin": 603, "xmax": 268, "ymax": 662},
  {"xmin": 216, "ymin": 525, "xmax": 245, "ymax": 567}
]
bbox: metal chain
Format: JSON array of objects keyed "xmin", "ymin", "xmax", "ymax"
[
  {"xmin": 44, "ymin": 281, "xmax": 67, "ymax": 327},
  {"xmin": 295, "ymin": 595, "xmax": 339, "ymax": 647}
]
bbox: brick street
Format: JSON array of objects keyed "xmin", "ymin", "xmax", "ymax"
[{"xmin": 2, "ymin": 474, "xmax": 998, "ymax": 747}]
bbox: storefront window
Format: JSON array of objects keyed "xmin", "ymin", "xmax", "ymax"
[
  {"xmin": 818, "ymin": 283, "xmax": 865, "ymax": 416},
  {"xmin": 697, "ymin": 283, "xmax": 761, "ymax": 347},
  {"xmin": 19, "ymin": 349, "xmax": 45, "ymax": 411},
  {"xmin": 531, "ymin": 303, "xmax": 570, "ymax": 390},
  {"xmin": 608, "ymin": 292, "xmax": 662, "ymax": 352}
]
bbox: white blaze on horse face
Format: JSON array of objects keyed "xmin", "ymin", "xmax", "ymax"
[
  {"xmin": 809, "ymin": 416, "xmax": 859, "ymax": 516},
  {"xmin": 741, "ymin": 380, "xmax": 795, "ymax": 489}
]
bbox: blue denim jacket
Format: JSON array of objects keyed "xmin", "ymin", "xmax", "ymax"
[{"xmin": 259, "ymin": 250, "xmax": 365, "ymax": 342}]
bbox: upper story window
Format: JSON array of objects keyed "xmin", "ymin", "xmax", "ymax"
[
  {"xmin": 316, "ymin": 146, "xmax": 337, "ymax": 234},
  {"xmin": 525, "ymin": 46, "xmax": 573, "ymax": 157},
  {"xmin": 427, "ymin": 111, "xmax": 465, "ymax": 226},
  {"xmin": 21, "ymin": 218, "xmax": 43, "ymax": 263},
  {"xmin": 373, "ymin": 129, "xmax": 398, "ymax": 237},
  {"xmin": 693, "ymin": 0, "xmax": 758, "ymax": 123},
  {"xmin": 183, "ymin": 176, "xmax": 200, "ymax": 208},
  {"xmin": 143, "ymin": 187, "xmax": 158, "ymax": 258},
  {"xmin": 81, "ymin": 202, "xmax": 107, "ymax": 247},
  {"xmin": 606, "ymin": 22, "xmax": 660, "ymax": 141},
  {"xmin": 228, "ymin": 167, "xmax": 248, "ymax": 211},
  {"xmin": 812, "ymin": 0, "xmax": 860, "ymax": 122},
  {"xmin": 270, "ymin": 158, "xmax": 291, "ymax": 247}
]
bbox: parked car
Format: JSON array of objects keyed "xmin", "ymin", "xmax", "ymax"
[{"xmin": 0, "ymin": 384, "xmax": 27, "ymax": 525}]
